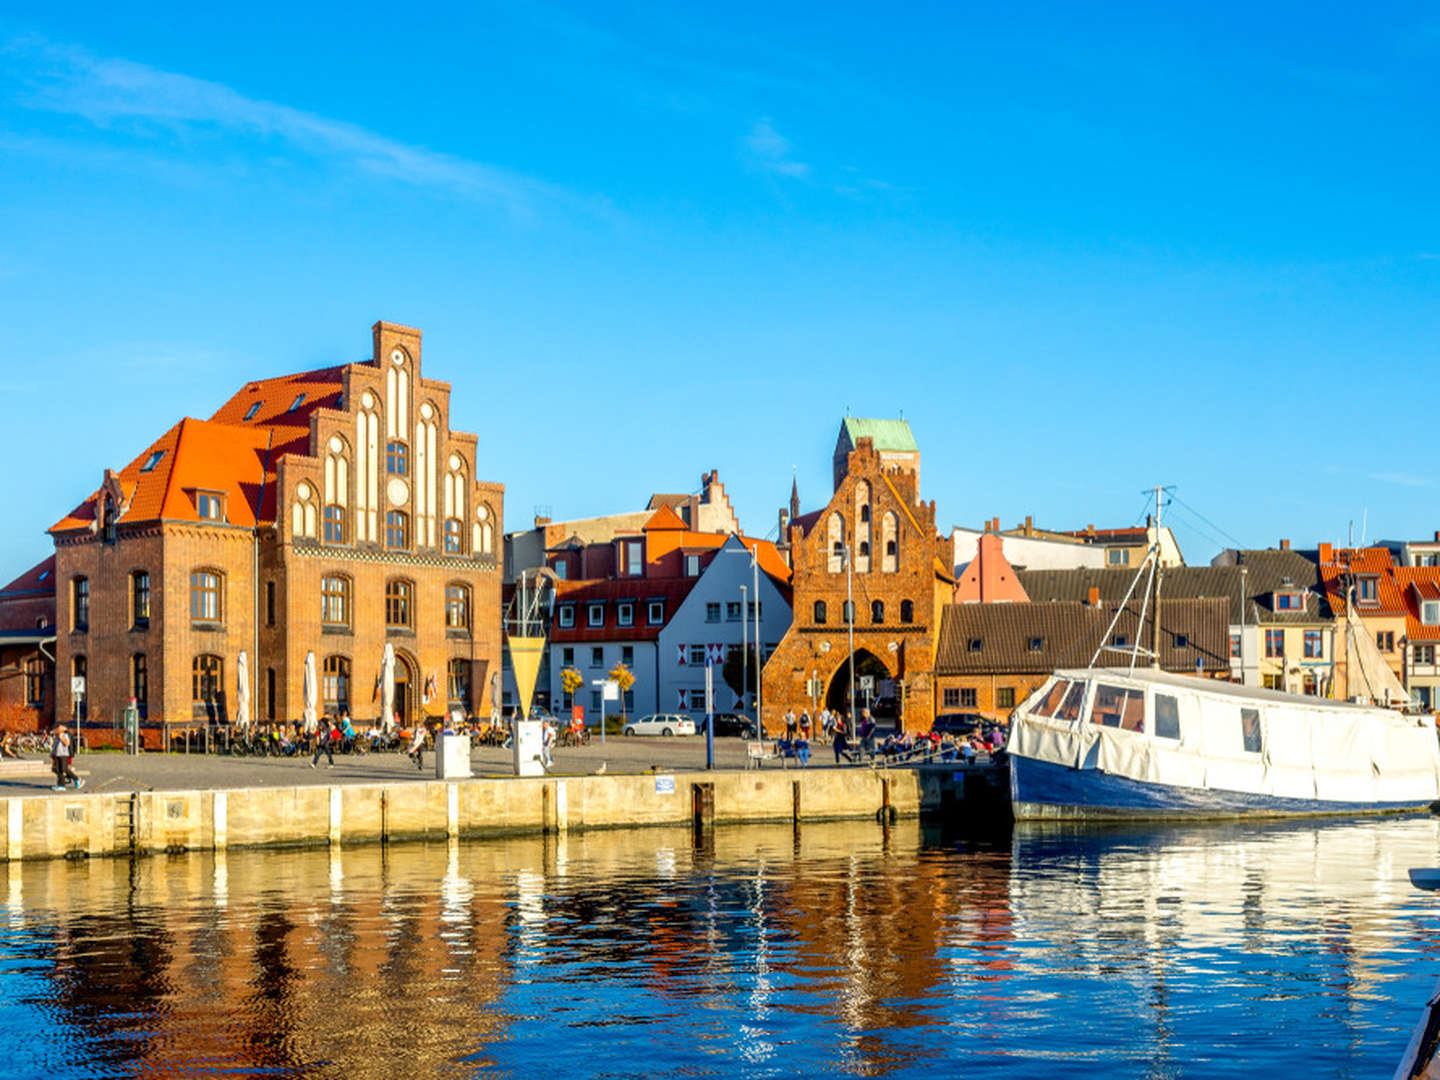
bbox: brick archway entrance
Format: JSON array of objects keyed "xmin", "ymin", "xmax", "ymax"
[
  {"xmin": 825, "ymin": 648, "xmax": 892, "ymax": 719},
  {"xmin": 392, "ymin": 649, "xmax": 419, "ymax": 728}
]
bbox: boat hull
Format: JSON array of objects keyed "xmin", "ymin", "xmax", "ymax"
[{"xmin": 1010, "ymin": 754, "xmax": 1436, "ymax": 821}]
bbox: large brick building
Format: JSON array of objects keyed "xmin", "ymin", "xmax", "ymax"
[
  {"xmin": 43, "ymin": 321, "xmax": 503, "ymax": 745},
  {"xmin": 761, "ymin": 421, "xmax": 953, "ymax": 733}
]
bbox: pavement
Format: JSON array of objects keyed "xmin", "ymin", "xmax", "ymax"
[{"xmin": 0, "ymin": 733, "xmax": 835, "ymax": 795}]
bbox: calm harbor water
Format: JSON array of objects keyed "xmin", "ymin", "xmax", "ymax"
[{"xmin": 2, "ymin": 816, "xmax": 1439, "ymax": 1078}]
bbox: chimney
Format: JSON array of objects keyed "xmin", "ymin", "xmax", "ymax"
[
  {"xmin": 992, "ymin": 516, "xmax": 1000, "ymax": 533},
  {"xmin": 1280, "ymin": 538, "xmax": 1291, "ymax": 550},
  {"xmin": 1318, "ymin": 542, "xmax": 1333, "ymax": 563},
  {"xmin": 1025, "ymin": 514, "xmax": 1033, "ymax": 536},
  {"xmin": 1086, "ymin": 524, "xmax": 1095, "ymax": 538},
  {"xmin": 534, "ymin": 515, "xmax": 551, "ymax": 528},
  {"xmin": 1087, "ymin": 586, "xmax": 1100, "ymax": 607},
  {"xmin": 1434, "ymin": 530, "xmax": 1439, "ymax": 542}
]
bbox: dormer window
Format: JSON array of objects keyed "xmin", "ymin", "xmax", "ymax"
[
  {"xmin": 1274, "ymin": 591, "xmax": 1307, "ymax": 611},
  {"xmin": 196, "ymin": 492, "xmax": 225, "ymax": 521},
  {"xmin": 587, "ymin": 603, "xmax": 605, "ymax": 628},
  {"xmin": 685, "ymin": 554, "xmax": 701, "ymax": 577},
  {"xmin": 289, "ymin": 392, "xmax": 307, "ymax": 411},
  {"xmin": 1423, "ymin": 600, "xmax": 1440, "ymax": 626},
  {"xmin": 558, "ymin": 604, "xmax": 575, "ymax": 629},
  {"xmin": 1357, "ymin": 577, "xmax": 1379, "ymax": 605},
  {"xmin": 968, "ymin": 637, "xmax": 983, "ymax": 653},
  {"xmin": 140, "ymin": 450, "xmax": 165, "ymax": 473},
  {"xmin": 243, "ymin": 402, "xmax": 262, "ymax": 421}
]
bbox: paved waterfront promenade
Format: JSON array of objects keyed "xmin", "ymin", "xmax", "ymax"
[{"xmin": 0, "ymin": 735, "xmax": 777, "ymax": 795}]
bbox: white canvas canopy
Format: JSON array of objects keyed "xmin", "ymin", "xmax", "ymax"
[
  {"xmin": 1345, "ymin": 605, "xmax": 1408, "ymax": 707},
  {"xmin": 302, "ymin": 651, "xmax": 318, "ymax": 735},
  {"xmin": 380, "ymin": 643, "xmax": 396, "ymax": 733},
  {"xmin": 235, "ymin": 650, "xmax": 250, "ymax": 731}
]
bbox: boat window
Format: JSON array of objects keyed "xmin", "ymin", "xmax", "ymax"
[
  {"xmin": 1033, "ymin": 680, "xmax": 1071, "ymax": 718},
  {"xmin": 1055, "ymin": 681, "xmax": 1087, "ymax": 722},
  {"xmin": 1241, "ymin": 708, "xmax": 1262, "ymax": 753},
  {"xmin": 1154, "ymin": 694, "xmax": 1180, "ymax": 740},
  {"xmin": 1092, "ymin": 684, "xmax": 1146, "ymax": 732}
]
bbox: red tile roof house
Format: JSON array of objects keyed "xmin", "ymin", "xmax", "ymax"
[
  {"xmin": 0, "ymin": 556, "xmax": 57, "ymax": 732},
  {"xmin": 34, "ymin": 321, "xmax": 504, "ymax": 747}
]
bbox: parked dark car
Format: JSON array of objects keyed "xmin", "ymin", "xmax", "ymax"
[
  {"xmin": 930, "ymin": 712, "xmax": 989, "ymax": 738},
  {"xmin": 699, "ymin": 713, "xmax": 756, "ymax": 738}
]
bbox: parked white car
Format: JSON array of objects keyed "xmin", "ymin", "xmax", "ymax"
[{"xmin": 623, "ymin": 713, "xmax": 696, "ymax": 737}]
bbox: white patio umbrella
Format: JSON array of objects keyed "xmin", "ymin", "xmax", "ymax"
[
  {"xmin": 302, "ymin": 650, "xmax": 319, "ymax": 735},
  {"xmin": 235, "ymin": 650, "xmax": 250, "ymax": 731},
  {"xmin": 380, "ymin": 643, "xmax": 396, "ymax": 733}
]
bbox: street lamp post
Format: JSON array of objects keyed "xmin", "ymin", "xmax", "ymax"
[
  {"xmin": 740, "ymin": 584, "xmax": 749, "ymax": 734},
  {"xmin": 846, "ymin": 542, "xmax": 855, "ymax": 729},
  {"xmin": 753, "ymin": 549, "xmax": 763, "ymax": 739}
]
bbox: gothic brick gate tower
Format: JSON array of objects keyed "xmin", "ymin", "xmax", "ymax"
[{"xmin": 760, "ymin": 421, "xmax": 951, "ymax": 735}]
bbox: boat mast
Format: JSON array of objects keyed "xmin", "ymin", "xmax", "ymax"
[{"xmin": 1150, "ymin": 485, "xmax": 1164, "ymax": 670}]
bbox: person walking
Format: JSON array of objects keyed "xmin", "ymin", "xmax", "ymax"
[
  {"xmin": 832, "ymin": 722, "xmax": 849, "ymax": 765},
  {"xmin": 50, "ymin": 724, "xmax": 81, "ymax": 790},
  {"xmin": 309, "ymin": 719, "xmax": 335, "ymax": 769},
  {"xmin": 406, "ymin": 723, "xmax": 427, "ymax": 771},
  {"xmin": 541, "ymin": 721, "xmax": 556, "ymax": 768}
]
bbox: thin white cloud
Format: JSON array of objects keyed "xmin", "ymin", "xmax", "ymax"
[
  {"xmin": 1367, "ymin": 471, "xmax": 1434, "ymax": 489},
  {"xmin": 743, "ymin": 117, "xmax": 810, "ymax": 179},
  {"xmin": 3, "ymin": 35, "xmax": 575, "ymax": 217}
]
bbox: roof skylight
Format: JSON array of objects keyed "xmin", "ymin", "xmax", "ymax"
[
  {"xmin": 290, "ymin": 392, "xmax": 307, "ymax": 411},
  {"xmin": 243, "ymin": 401, "xmax": 262, "ymax": 421},
  {"xmin": 140, "ymin": 450, "xmax": 165, "ymax": 473}
]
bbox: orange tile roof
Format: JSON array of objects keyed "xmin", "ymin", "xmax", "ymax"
[
  {"xmin": 51, "ymin": 365, "xmax": 349, "ymax": 535},
  {"xmin": 643, "ymin": 504, "xmax": 689, "ymax": 532},
  {"xmin": 1394, "ymin": 567, "xmax": 1440, "ymax": 641},
  {"xmin": 1318, "ymin": 547, "xmax": 1406, "ymax": 617}
]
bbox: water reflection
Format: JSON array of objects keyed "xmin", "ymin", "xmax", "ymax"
[{"xmin": 0, "ymin": 817, "xmax": 1437, "ymax": 1078}]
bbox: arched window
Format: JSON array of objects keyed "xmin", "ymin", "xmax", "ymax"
[
  {"xmin": 322, "ymin": 655, "xmax": 351, "ymax": 714},
  {"xmin": 323, "ymin": 504, "xmax": 345, "ymax": 543},
  {"xmin": 385, "ymin": 579, "xmax": 413, "ymax": 628},
  {"xmin": 827, "ymin": 513, "xmax": 845, "ymax": 573},
  {"xmin": 871, "ymin": 600, "xmax": 885, "ymax": 624},
  {"xmin": 900, "ymin": 599, "xmax": 914, "ymax": 624},
  {"xmin": 860, "ymin": 504, "xmax": 870, "ymax": 523},
  {"xmin": 386, "ymin": 440, "xmax": 408, "ymax": 476},
  {"xmin": 473, "ymin": 503, "xmax": 495, "ymax": 555},
  {"xmin": 859, "ymin": 540, "xmax": 870, "ymax": 558},
  {"xmin": 386, "ymin": 510, "xmax": 409, "ymax": 549},
  {"xmin": 190, "ymin": 570, "xmax": 223, "ymax": 623},
  {"xmin": 291, "ymin": 480, "xmax": 318, "ymax": 539},
  {"xmin": 445, "ymin": 583, "xmax": 471, "ymax": 631},
  {"xmin": 444, "ymin": 517, "xmax": 463, "ymax": 554},
  {"xmin": 881, "ymin": 512, "xmax": 899, "ymax": 573},
  {"xmin": 447, "ymin": 658, "xmax": 472, "ymax": 708},
  {"xmin": 321, "ymin": 575, "xmax": 350, "ymax": 627},
  {"xmin": 192, "ymin": 654, "xmax": 224, "ymax": 720},
  {"xmin": 813, "ymin": 600, "xmax": 828, "ymax": 624},
  {"xmin": 71, "ymin": 576, "xmax": 90, "ymax": 632}
]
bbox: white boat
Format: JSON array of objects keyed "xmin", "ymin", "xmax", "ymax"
[
  {"xmin": 1394, "ymin": 978, "xmax": 1440, "ymax": 1079},
  {"xmin": 1008, "ymin": 667, "xmax": 1440, "ymax": 820}
]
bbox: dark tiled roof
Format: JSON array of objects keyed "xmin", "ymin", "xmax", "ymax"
[
  {"xmin": 935, "ymin": 598, "xmax": 1230, "ymax": 676},
  {"xmin": 1017, "ymin": 550, "xmax": 1329, "ymax": 626},
  {"xmin": 550, "ymin": 578, "xmax": 698, "ymax": 642}
]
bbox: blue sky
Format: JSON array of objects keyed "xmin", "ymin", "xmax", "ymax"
[{"xmin": 2, "ymin": 2, "xmax": 1438, "ymax": 576}]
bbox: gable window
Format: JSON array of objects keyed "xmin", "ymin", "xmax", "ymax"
[
  {"xmin": 1356, "ymin": 577, "xmax": 1378, "ymax": 605},
  {"xmin": 196, "ymin": 492, "xmax": 225, "ymax": 521},
  {"xmin": 685, "ymin": 554, "xmax": 701, "ymax": 577},
  {"xmin": 386, "ymin": 510, "xmax": 409, "ymax": 549},
  {"xmin": 871, "ymin": 600, "xmax": 884, "ymax": 624},
  {"xmin": 558, "ymin": 605, "xmax": 575, "ymax": 629},
  {"xmin": 444, "ymin": 517, "xmax": 463, "ymax": 554},
  {"xmin": 384, "ymin": 579, "xmax": 413, "ymax": 628},
  {"xmin": 321, "ymin": 575, "xmax": 350, "ymax": 627},
  {"xmin": 140, "ymin": 449, "xmax": 165, "ymax": 473},
  {"xmin": 588, "ymin": 603, "xmax": 604, "ymax": 628},
  {"xmin": 192, "ymin": 654, "xmax": 224, "ymax": 720},
  {"xmin": 447, "ymin": 659, "xmax": 472, "ymax": 708},
  {"xmin": 814, "ymin": 600, "xmax": 827, "ymax": 625},
  {"xmin": 1423, "ymin": 601, "xmax": 1440, "ymax": 626},
  {"xmin": 625, "ymin": 540, "xmax": 643, "ymax": 577},
  {"xmin": 323, "ymin": 505, "xmax": 345, "ymax": 543},
  {"xmin": 131, "ymin": 571, "xmax": 150, "ymax": 628},
  {"xmin": 445, "ymin": 584, "xmax": 471, "ymax": 631},
  {"xmin": 322, "ymin": 656, "xmax": 351, "ymax": 714},
  {"xmin": 1304, "ymin": 630, "xmax": 1323, "ymax": 658},
  {"xmin": 386, "ymin": 441, "xmax": 408, "ymax": 476},
  {"xmin": 706, "ymin": 602, "xmax": 721, "ymax": 623},
  {"xmin": 71, "ymin": 576, "xmax": 90, "ymax": 632},
  {"xmin": 1265, "ymin": 629, "xmax": 1284, "ymax": 658},
  {"xmin": 617, "ymin": 602, "xmax": 634, "ymax": 627},
  {"xmin": 243, "ymin": 401, "xmax": 262, "ymax": 421},
  {"xmin": 900, "ymin": 599, "xmax": 914, "ymax": 624},
  {"xmin": 190, "ymin": 570, "xmax": 222, "ymax": 624},
  {"xmin": 648, "ymin": 601, "xmax": 664, "ymax": 625}
]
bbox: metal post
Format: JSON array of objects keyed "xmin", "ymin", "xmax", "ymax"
[
  {"xmin": 740, "ymin": 585, "xmax": 749, "ymax": 735},
  {"xmin": 705, "ymin": 660, "xmax": 715, "ymax": 770},
  {"xmin": 752, "ymin": 550, "xmax": 763, "ymax": 740},
  {"xmin": 846, "ymin": 542, "xmax": 855, "ymax": 728}
]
